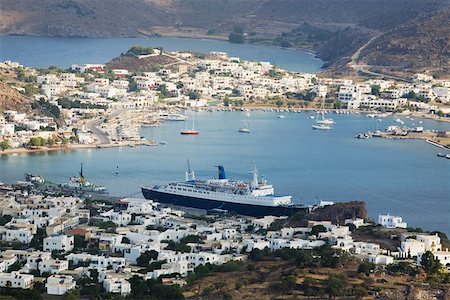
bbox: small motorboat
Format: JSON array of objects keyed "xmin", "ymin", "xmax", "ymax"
[{"xmin": 312, "ymin": 124, "xmax": 332, "ymax": 130}]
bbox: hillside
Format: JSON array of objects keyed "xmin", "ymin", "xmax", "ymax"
[
  {"xmin": 356, "ymin": 9, "xmax": 450, "ymax": 77},
  {"xmin": 0, "ymin": 0, "xmax": 449, "ymax": 74},
  {"xmin": 0, "ymin": 67, "xmax": 33, "ymax": 113}
]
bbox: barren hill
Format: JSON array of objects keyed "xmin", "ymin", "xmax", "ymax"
[
  {"xmin": 357, "ymin": 9, "xmax": 450, "ymax": 76},
  {"xmin": 1, "ymin": 0, "xmax": 450, "ymax": 74}
]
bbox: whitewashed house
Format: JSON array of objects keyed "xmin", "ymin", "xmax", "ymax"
[
  {"xmin": 0, "ymin": 272, "xmax": 34, "ymax": 289},
  {"xmin": 46, "ymin": 275, "xmax": 76, "ymax": 295},
  {"xmin": 378, "ymin": 214, "xmax": 407, "ymax": 229},
  {"xmin": 43, "ymin": 235, "xmax": 74, "ymax": 252}
]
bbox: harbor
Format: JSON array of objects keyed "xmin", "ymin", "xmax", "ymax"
[{"xmin": 1, "ymin": 111, "xmax": 449, "ymax": 235}]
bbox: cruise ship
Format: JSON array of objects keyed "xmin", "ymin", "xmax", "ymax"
[{"xmin": 141, "ymin": 164, "xmax": 305, "ymax": 217}]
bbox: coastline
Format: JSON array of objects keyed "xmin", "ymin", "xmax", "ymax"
[
  {"xmin": 0, "ymin": 141, "xmax": 152, "ymax": 156},
  {"xmin": 1, "ymin": 108, "xmax": 449, "ymax": 156}
]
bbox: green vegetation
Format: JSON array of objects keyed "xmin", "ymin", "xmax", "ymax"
[
  {"xmin": 128, "ymin": 275, "xmax": 184, "ymax": 299},
  {"xmin": 27, "ymin": 137, "xmax": 56, "ymax": 148},
  {"xmin": 371, "ymin": 85, "xmax": 381, "ymax": 96},
  {"xmin": 387, "ymin": 261, "xmax": 418, "ymax": 276},
  {"xmin": 274, "ymin": 23, "xmax": 332, "ymax": 49},
  {"xmin": 88, "ymin": 220, "xmax": 117, "ymax": 230},
  {"xmin": 311, "ymin": 224, "xmax": 327, "ymax": 236},
  {"xmin": 29, "ymin": 228, "xmax": 46, "ymax": 250},
  {"xmin": 57, "ymin": 97, "xmax": 106, "ymax": 109},
  {"xmin": 163, "ymin": 240, "xmax": 191, "ymax": 253},
  {"xmin": 285, "ymin": 91, "xmax": 317, "ymax": 101},
  {"xmin": 129, "ymin": 45, "xmax": 154, "ymax": 56},
  {"xmin": 249, "ymin": 244, "xmax": 345, "ymax": 268},
  {"xmin": 358, "ymin": 261, "xmax": 375, "ymax": 276},
  {"xmin": 421, "ymin": 251, "xmax": 441, "ymax": 275},
  {"xmin": 0, "ymin": 215, "xmax": 12, "ymax": 225},
  {"xmin": 229, "ymin": 26, "xmax": 245, "ymax": 44},
  {"xmin": 402, "ymin": 91, "xmax": 429, "ymax": 103},
  {"xmin": 0, "ymin": 140, "xmax": 11, "ymax": 151},
  {"xmin": 31, "ymin": 99, "xmax": 61, "ymax": 120},
  {"xmin": 326, "ymin": 273, "xmax": 348, "ymax": 297},
  {"xmin": 137, "ymin": 250, "xmax": 159, "ymax": 267}
]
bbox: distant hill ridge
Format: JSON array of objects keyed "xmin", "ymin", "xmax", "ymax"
[{"xmin": 1, "ymin": 0, "xmax": 449, "ymax": 74}]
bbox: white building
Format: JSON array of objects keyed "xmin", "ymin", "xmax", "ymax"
[
  {"xmin": 46, "ymin": 275, "xmax": 76, "ymax": 295},
  {"xmin": 0, "ymin": 272, "xmax": 34, "ymax": 289},
  {"xmin": 43, "ymin": 235, "xmax": 74, "ymax": 252},
  {"xmin": 378, "ymin": 214, "xmax": 407, "ymax": 229},
  {"xmin": 103, "ymin": 278, "xmax": 131, "ymax": 295},
  {"xmin": 368, "ymin": 254, "xmax": 394, "ymax": 265},
  {"xmin": 38, "ymin": 259, "xmax": 69, "ymax": 274}
]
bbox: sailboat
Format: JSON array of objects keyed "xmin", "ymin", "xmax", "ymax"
[
  {"xmin": 181, "ymin": 114, "xmax": 200, "ymax": 135},
  {"xmin": 315, "ymin": 111, "xmax": 335, "ymax": 125},
  {"xmin": 239, "ymin": 113, "xmax": 250, "ymax": 133}
]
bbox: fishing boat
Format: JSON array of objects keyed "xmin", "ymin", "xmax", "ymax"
[
  {"xmin": 181, "ymin": 114, "xmax": 200, "ymax": 135},
  {"xmin": 278, "ymin": 115, "xmax": 286, "ymax": 119},
  {"xmin": 25, "ymin": 163, "xmax": 108, "ymax": 195}
]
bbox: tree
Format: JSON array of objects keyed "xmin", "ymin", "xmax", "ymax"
[
  {"xmin": 371, "ymin": 85, "xmax": 381, "ymax": 96},
  {"xmin": 136, "ymin": 250, "xmax": 159, "ymax": 267},
  {"xmin": 63, "ymin": 289, "xmax": 80, "ymax": 300},
  {"xmin": 358, "ymin": 261, "xmax": 375, "ymax": 276},
  {"xmin": 0, "ymin": 140, "xmax": 11, "ymax": 151},
  {"xmin": 223, "ymin": 97, "xmax": 231, "ymax": 107},
  {"xmin": 30, "ymin": 228, "xmax": 46, "ymax": 250},
  {"xmin": 229, "ymin": 32, "xmax": 245, "ymax": 44},
  {"xmin": 421, "ymin": 251, "xmax": 441, "ymax": 275},
  {"xmin": 73, "ymin": 235, "xmax": 87, "ymax": 250},
  {"xmin": 311, "ymin": 224, "xmax": 327, "ymax": 236},
  {"xmin": 46, "ymin": 138, "xmax": 56, "ymax": 146},
  {"xmin": 275, "ymin": 99, "xmax": 284, "ymax": 107},
  {"xmin": 326, "ymin": 273, "xmax": 348, "ymax": 298},
  {"xmin": 0, "ymin": 215, "xmax": 12, "ymax": 225}
]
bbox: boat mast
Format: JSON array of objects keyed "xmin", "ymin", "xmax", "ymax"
[
  {"xmin": 79, "ymin": 163, "xmax": 85, "ymax": 183},
  {"xmin": 250, "ymin": 163, "xmax": 258, "ymax": 189},
  {"xmin": 185, "ymin": 159, "xmax": 195, "ymax": 181}
]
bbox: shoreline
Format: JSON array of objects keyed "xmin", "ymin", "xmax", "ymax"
[
  {"xmin": 0, "ymin": 33, "xmax": 324, "ymax": 67},
  {"xmin": 0, "ymin": 141, "xmax": 153, "ymax": 156},
  {"xmin": 1, "ymin": 109, "xmax": 449, "ymax": 156}
]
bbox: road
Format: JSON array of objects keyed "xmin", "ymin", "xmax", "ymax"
[
  {"xmin": 85, "ymin": 109, "xmax": 126, "ymax": 145},
  {"xmin": 348, "ymin": 34, "xmax": 412, "ymax": 83}
]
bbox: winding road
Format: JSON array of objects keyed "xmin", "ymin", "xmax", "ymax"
[{"xmin": 348, "ymin": 34, "xmax": 412, "ymax": 83}]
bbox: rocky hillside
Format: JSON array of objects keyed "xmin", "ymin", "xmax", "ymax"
[
  {"xmin": 357, "ymin": 9, "xmax": 450, "ymax": 75},
  {"xmin": 1, "ymin": 0, "xmax": 449, "ymax": 74},
  {"xmin": 106, "ymin": 53, "xmax": 180, "ymax": 72},
  {"xmin": 0, "ymin": 82, "xmax": 31, "ymax": 112}
]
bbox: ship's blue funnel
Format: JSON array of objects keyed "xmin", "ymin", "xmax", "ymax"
[{"xmin": 217, "ymin": 165, "xmax": 227, "ymax": 179}]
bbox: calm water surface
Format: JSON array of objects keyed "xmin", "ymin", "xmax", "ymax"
[
  {"xmin": 0, "ymin": 35, "xmax": 323, "ymax": 73},
  {"xmin": 1, "ymin": 112, "xmax": 449, "ymax": 233}
]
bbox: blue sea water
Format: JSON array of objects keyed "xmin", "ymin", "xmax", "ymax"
[
  {"xmin": 0, "ymin": 35, "xmax": 323, "ymax": 73},
  {"xmin": 1, "ymin": 111, "xmax": 449, "ymax": 234}
]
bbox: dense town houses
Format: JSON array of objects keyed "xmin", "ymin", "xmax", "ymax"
[
  {"xmin": 0, "ymin": 184, "xmax": 448, "ymax": 296},
  {"xmin": 1, "ymin": 54, "xmax": 449, "ymax": 151}
]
